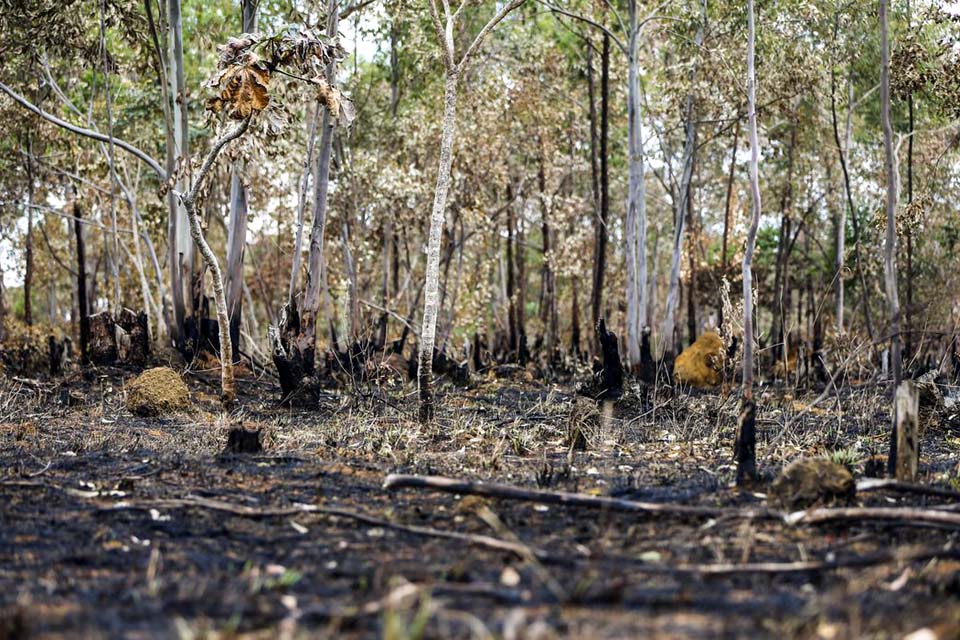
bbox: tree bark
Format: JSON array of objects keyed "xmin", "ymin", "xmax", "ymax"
[
  {"xmin": 719, "ymin": 125, "xmax": 738, "ymax": 329},
  {"xmin": 743, "ymin": 0, "xmax": 762, "ymax": 402},
  {"xmin": 661, "ymin": 16, "xmax": 704, "ymax": 359},
  {"xmin": 73, "ymin": 195, "xmax": 90, "ymax": 365},
  {"xmin": 880, "ymin": 0, "xmax": 901, "ymax": 387},
  {"xmin": 590, "ymin": 34, "xmax": 610, "ymax": 336},
  {"xmin": 181, "ymin": 119, "xmax": 251, "ymax": 406},
  {"xmin": 624, "ymin": 0, "xmax": 645, "ymax": 368},
  {"xmin": 737, "ymin": 0, "xmax": 762, "ymax": 486},
  {"xmin": 829, "ymin": 38, "xmax": 875, "ymax": 342},
  {"xmin": 419, "ymin": 69, "xmax": 460, "ymax": 421},
  {"xmin": 167, "ymin": 0, "xmax": 193, "ymax": 345},
  {"xmin": 23, "ymin": 145, "xmax": 34, "ymax": 327}
]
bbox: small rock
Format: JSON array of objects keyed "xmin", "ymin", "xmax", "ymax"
[
  {"xmin": 126, "ymin": 367, "xmax": 190, "ymax": 417},
  {"xmin": 771, "ymin": 458, "xmax": 855, "ymax": 510}
]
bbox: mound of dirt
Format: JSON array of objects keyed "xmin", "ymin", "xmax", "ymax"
[
  {"xmin": 771, "ymin": 458, "xmax": 855, "ymax": 510},
  {"xmin": 673, "ymin": 331, "xmax": 724, "ymax": 388},
  {"xmin": 125, "ymin": 367, "xmax": 190, "ymax": 416}
]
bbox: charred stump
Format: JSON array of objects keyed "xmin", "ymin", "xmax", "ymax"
[
  {"xmin": 735, "ymin": 398, "xmax": 758, "ymax": 486},
  {"xmin": 224, "ymin": 426, "xmax": 263, "ymax": 454},
  {"xmin": 638, "ymin": 327, "xmax": 655, "ymax": 385},
  {"xmin": 270, "ymin": 303, "xmax": 319, "ymax": 406},
  {"xmin": 594, "ymin": 318, "xmax": 623, "ymax": 400},
  {"xmin": 48, "ymin": 335, "xmax": 64, "ymax": 376},
  {"xmin": 116, "ymin": 308, "xmax": 150, "ymax": 366},
  {"xmin": 88, "ymin": 312, "xmax": 118, "ymax": 365},
  {"xmin": 471, "ymin": 332, "xmax": 487, "ymax": 373}
]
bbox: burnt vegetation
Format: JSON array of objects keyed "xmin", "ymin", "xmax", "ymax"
[{"xmin": 2, "ymin": 0, "xmax": 960, "ymax": 638}]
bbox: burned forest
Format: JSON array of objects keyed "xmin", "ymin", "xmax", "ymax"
[{"xmin": 3, "ymin": 0, "xmax": 960, "ymax": 637}]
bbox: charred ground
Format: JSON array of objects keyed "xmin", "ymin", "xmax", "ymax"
[{"xmin": 2, "ymin": 365, "xmax": 960, "ymax": 639}]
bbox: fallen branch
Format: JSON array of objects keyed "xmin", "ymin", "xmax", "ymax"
[
  {"xmin": 660, "ymin": 544, "xmax": 960, "ymax": 575},
  {"xmin": 383, "ymin": 473, "xmax": 779, "ymax": 520},
  {"xmin": 787, "ymin": 506, "xmax": 960, "ymax": 529},
  {"xmin": 103, "ymin": 495, "xmax": 547, "ymax": 560},
  {"xmin": 856, "ymin": 477, "xmax": 960, "ymax": 501}
]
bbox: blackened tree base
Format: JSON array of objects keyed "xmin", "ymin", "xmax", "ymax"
[{"xmin": 735, "ymin": 398, "xmax": 758, "ymax": 486}]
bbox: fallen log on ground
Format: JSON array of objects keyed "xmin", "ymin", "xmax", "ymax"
[
  {"xmin": 786, "ymin": 506, "xmax": 960, "ymax": 529},
  {"xmin": 102, "ymin": 495, "xmax": 546, "ymax": 560},
  {"xmin": 856, "ymin": 477, "xmax": 960, "ymax": 501},
  {"xmin": 383, "ymin": 473, "xmax": 779, "ymax": 519}
]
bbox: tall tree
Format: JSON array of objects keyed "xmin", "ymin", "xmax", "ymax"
[
  {"xmin": 418, "ymin": 0, "xmax": 526, "ymax": 422},
  {"xmin": 736, "ymin": 0, "xmax": 762, "ymax": 486}
]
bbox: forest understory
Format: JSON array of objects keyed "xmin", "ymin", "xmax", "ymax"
[{"xmin": 2, "ymin": 361, "xmax": 960, "ymax": 640}]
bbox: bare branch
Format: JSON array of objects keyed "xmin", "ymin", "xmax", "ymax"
[
  {"xmin": 338, "ymin": 0, "xmax": 375, "ymax": 20},
  {"xmin": 0, "ymin": 80, "xmax": 167, "ymax": 181},
  {"xmin": 459, "ymin": 0, "xmax": 528, "ymax": 70},
  {"xmin": 427, "ymin": 0, "xmax": 455, "ymax": 69},
  {"xmin": 536, "ymin": 0, "xmax": 627, "ymax": 55},
  {"xmin": 182, "ymin": 119, "xmax": 251, "ymax": 208}
]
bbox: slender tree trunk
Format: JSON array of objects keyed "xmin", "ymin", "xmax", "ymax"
[
  {"xmin": 880, "ymin": 0, "xmax": 901, "ymax": 386},
  {"xmin": 830, "ymin": 37, "xmax": 875, "ymax": 341},
  {"xmin": 274, "ymin": 0, "xmax": 338, "ymax": 400},
  {"xmin": 74, "ymin": 195, "xmax": 90, "ymax": 364},
  {"xmin": 538, "ymin": 151, "xmax": 557, "ymax": 360},
  {"xmin": 418, "ymin": 69, "xmax": 460, "ymax": 421},
  {"xmin": 100, "ymin": 0, "xmax": 122, "ymax": 315},
  {"xmin": 516, "ymin": 201, "xmax": 528, "ymax": 362},
  {"xmin": 625, "ymin": 0, "xmax": 647, "ymax": 368},
  {"xmin": 661, "ymin": 16, "xmax": 704, "ymax": 358},
  {"xmin": 167, "ymin": 0, "xmax": 193, "ymax": 345},
  {"xmin": 225, "ymin": 170, "xmax": 247, "ymax": 358},
  {"xmin": 743, "ymin": 0, "xmax": 762, "ymax": 401},
  {"xmin": 831, "ymin": 67, "xmax": 847, "ymax": 336},
  {"xmin": 418, "ymin": 0, "xmax": 525, "ymax": 420},
  {"xmin": 289, "ymin": 103, "xmax": 320, "ymax": 306},
  {"xmin": 591, "ymin": 35, "xmax": 610, "ymax": 335},
  {"xmin": 586, "ymin": 41, "xmax": 601, "ymax": 344},
  {"xmin": 506, "ymin": 185, "xmax": 518, "ymax": 356},
  {"xmin": 181, "ymin": 119, "xmax": 250, "ymax": 406},
  {"xmin": 771, "ymin": 123, "xmax": 797, "ymax": 366},
  {"xmin": 571, "ymin": 276, "xmax": 581, "ymax": 358},
  {"xmin": 736, "ymin": 0, "xmax": 762, "ymax": 487},
  {"xmin": 905, "ymin": 44, "xmax": 914, "ymax": 361},
  {"xmin": 23, "ymin": 147, "xmax": 34, "ymax": 326},
  {"xmin": 685, "ymin": 161, "xmax": 698, "ymax": 346},
  {"xmin": 719, "ymin": 126, "xmax": 739, "ymax": 328}
]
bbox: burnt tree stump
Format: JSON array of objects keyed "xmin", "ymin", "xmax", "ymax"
[
  {"xmin": 735, "ymin": 398, "xmax": 758, "ymax": 486},
  {"xmin": 595, "ymin": 318, "xmax": 623, "ymax": 400},
  {"xmin": 88, "ymin": 312, "xmax": 118, "ymax": 366},
  {"xmin": 224, "ymin": 426, "xmax": 263, "ymax": 454},
  {"xmin": 116, "ymin": 308, "xmax": 150, "ymax": 366}
]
